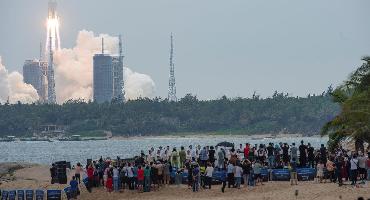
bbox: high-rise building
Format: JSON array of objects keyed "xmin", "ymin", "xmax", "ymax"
[
  {"xmin": 23, "ymin": 60, "xmax": 48, "ymax": 102},
  {"xmin": 93, "ymin": 38, "xmax": 114, "ymax": 103}
]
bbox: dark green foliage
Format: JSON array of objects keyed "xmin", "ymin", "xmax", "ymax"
[
  {"xmin": 321, "ymin": 56, "xmax": 370, "ymax": 150},
  {"xmin": 0, "ymin": 91, "xmax": 339, "ymax": 137}
]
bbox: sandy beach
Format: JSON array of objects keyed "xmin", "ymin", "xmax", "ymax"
[{"xmin": 1, "ymin": 164, "xmax": 369, "ymax": 200}]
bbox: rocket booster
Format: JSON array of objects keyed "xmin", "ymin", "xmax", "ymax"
[{"xmin": 48, "ymin": 0, "xmax": 57, "ymax": 19}]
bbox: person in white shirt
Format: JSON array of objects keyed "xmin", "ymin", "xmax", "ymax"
[
  {"xmin": 113, "ymin": 166, "xmax": 120, "ymax": 192},
  {"xmin": 234, "ymin": 164, "xmax": 243, "ymax": 189},
  {"xmin": 350, "ymin": 154, "xmax": 359, "ymax": 185},
  {"xmin": 205, "ymin": 163, "xmax": 214, "ymax": 189}
]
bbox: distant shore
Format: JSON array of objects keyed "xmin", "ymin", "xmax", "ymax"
[{"xmin": 109, "ymin": 133, "xmax": 322, "ymax": 140}]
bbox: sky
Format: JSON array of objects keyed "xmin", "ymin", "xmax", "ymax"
[{"xmin": 0, "ymin": 0, "xmax": 370, "ymax": 100}]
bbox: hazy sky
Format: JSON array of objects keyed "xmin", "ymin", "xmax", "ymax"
[{"xmin": 1, "ymin": 0, "xmax": 370, "ymax": 99}]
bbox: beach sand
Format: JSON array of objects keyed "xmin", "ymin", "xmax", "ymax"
[{"xmin": 1, "ymin": 165, "xmax": 369, "ymax": 200}]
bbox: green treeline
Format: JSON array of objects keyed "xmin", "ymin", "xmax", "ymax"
[{"xmin": 0, "ymin": 91, "xmax": 339, "ymax": 137}]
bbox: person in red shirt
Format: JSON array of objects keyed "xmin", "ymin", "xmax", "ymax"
[
  {"xmin": 137, "ymin": 166, "xmax": 144, "ymax": 192},
  {"xmin": 86, "ymin": 165, "xmax": 94, "ymax": 192},
  {"xmin": 244, "ymin": 143, "xmax": 250, "ymax": 160},
  {"xmin": 106, "ymin": 174, "xmax": 113, "ymax": 192}
]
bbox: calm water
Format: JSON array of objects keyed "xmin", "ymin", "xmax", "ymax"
[{"xmin": 0, "ymin": 136, "xmax": 328, "ymax": 165}]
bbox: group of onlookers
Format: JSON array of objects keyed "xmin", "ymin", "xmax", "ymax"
[{"xmin": 61, "ymin": 141, "xmax": 370, "ymax": 198}]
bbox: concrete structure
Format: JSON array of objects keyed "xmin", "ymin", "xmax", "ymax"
[
  {"xmin": 93, "ymin": 38, "xmax": 113, "ymax": 103},
  {"xmin": 23, "ymin": 60, "xmax": 48, "ymax": 102},
  {"xmin": 93, "ymin": 36, "xmax": 125, "ymax": 103}
]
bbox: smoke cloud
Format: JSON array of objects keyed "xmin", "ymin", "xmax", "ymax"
[
  {"xmin": 0, "ymin": 57, "xmax": 39, "ymax": 104},
  {"xmin": 54, "ymin": 30, "xmax": 155, "ymax": 103}
]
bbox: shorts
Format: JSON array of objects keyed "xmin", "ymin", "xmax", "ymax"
[
  {"xmin": 138, "ymin": 180, "xmax": 144, "ymax": 185},
  {"xmin": 359, "ymin": 168, "xmax": 366, "ymax": 175}
]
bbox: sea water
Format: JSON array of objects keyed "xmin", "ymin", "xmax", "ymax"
[{"xmin": 0, "ymin": 136, "xmax": 328, "ymax": 165}]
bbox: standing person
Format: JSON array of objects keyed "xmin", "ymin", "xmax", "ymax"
[
  {"xmin": 253, "ymin": 161, "xmax": 263, "ymax": 186},
  {"xmin": 126, "ymin": 163, "xmax": 134, "ymax": 190},
  {"xmin": 205, "ymin": 162, "xmax": 214, "ymax": 189},
  {"xmin": 69, "ymin": 176, "xmax": 79, "ymax": 199},
  {"xmin": 350, "ymin": 154, "xmax": 359, "ymax": 185},
  {"xmin": 335, "ymin": 156, "xmax": 343, "ymax": 186},
  {"xmin": 316, "ymin": 161, "xmax": 325, "ymax": 183},
  {"xmin": 163, "ymin": 161, "xmax": 171, "ymax": 185},
  {"xmin": 192, "ymin": 164, "xmax": 200, "ymax": 192},
  {"xmin": 290, "ymin": 143, "xmax": 298, "ymax": 163},
  {"xmin": 217, "ymin": 148, "xmax": 225, "ymax": 169},
  {"xmin": 326, "ymin": 158, "xmax": 335, "ymax": 182},
  {"xmin": 208, "ymin": 146, "xmax": 216, "ymax": 166},
  {"xmin": 320, "ymin": 144, "xmax": 328, "ymax": 165},
  {"xmin": 171, "ymin": 148, "xmax": 180, "ymax": 169},
  {"xmin": 87, "ymin": 164, "xmax": 94, "ymax": 192},
  {"xmin": 106, "ymin": 173, "xmax": 113, "ymax": 192},
  {"xmin": 357, "ymin": 153, "xmax": 366, "ymax": 182},
  {"xmin": 367, "ymin": 152, "xmax": 370, "ymax": 181},
  {"xmin": 144, "ymin": 165, "xmax": 151, "ymax": 192},
  {"xmin": 200, "ymin": 147, "xmax": 209, "ymax": 167},
  {"xmin": 74, "ymin": 163, "xmax": 83, "ymax": 184},
  {"xmin": 307, "ymin": 143, "xmax": 315, "ymax": 168},
  {"xmin": 137, "ymin": 166, "xmax": 144, "ymax": 192},
  {"xmin": 179, "ymin": 146, "xmax": 187, "ymax": 168},
  {"xmin": 266, "ymin": 143, "xmax": 275, "ymax": 168},
  {"xmin": 242, "ymin": 159, "xmax": 251, "ymax": 187},
  {"xmin": 299, "ymin": 140, "xmax": 307, "ymax": 167},
  {"xmin": 227, "ymin": 162, "xmax": 235, "ymax": 188},
  {"xmin": 113, "ymin": 165, "xmax": 120, "ymax": 192},
  {"xmin": 244, "ymin": 143, "xmax": 250, "ymax": 161},
  {"xmin": 282, "ymin": 143, "xmax": 290, "ymax": 166},
  {"xmin": 257, "ymin": 145, "xmax": 266, "ymax": 163},
  {"xmin": 156, "ymin": 161, "xmax": 164, "ymax": 185},
  {"xmin": 234, "ymin": 164, "xmax": 243, "ymax": 189}
]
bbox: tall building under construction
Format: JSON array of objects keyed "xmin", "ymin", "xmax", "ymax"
[{"xmin": 93, "ymin": 37, "xmax": 125, "ymax": 103}]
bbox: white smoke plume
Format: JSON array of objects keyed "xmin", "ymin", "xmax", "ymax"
[
  {"xmin": 0, "ymin": 57, "xmax": 39, "ymax": 104},
  {"xmin": 54, "ymin": 30, "xmax": 155, "ymax": 103}
]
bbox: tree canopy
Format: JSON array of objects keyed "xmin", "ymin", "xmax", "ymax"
[
  {"xmin": 321, "ymin": 56, "xmax": 370, "ymax": 150},
  {"xmin": 0, "ymin": 90, "xmax": 339, "ymax": 137}
]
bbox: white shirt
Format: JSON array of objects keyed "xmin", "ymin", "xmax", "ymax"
[
  {"xmin": 127, "ymin": 166, "xmax": 134, "ymax": 177},
  {"xmin": 113, "ymin": 168, "xmax": 119, "ymax": 178},
  {"xmin": 350, "ymin": 158, "xmax": 358, "ymax": 170},
  {"xmin": 205, "ymin": 166, "xmax": 214, "ymax": 177}
]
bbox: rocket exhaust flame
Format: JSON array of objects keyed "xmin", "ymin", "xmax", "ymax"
[{"xmin": 45, "ymin": 0, "xmax": 60, "ymax": 53}]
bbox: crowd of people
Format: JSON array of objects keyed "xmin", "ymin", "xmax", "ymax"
[{"xmin": 60, "ymin": 141, "xmax": 370, "ymax": 198}]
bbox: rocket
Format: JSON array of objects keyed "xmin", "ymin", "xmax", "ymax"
[{"xmin": 48, "ymin": 0, "xmax": 57, "ymax": 19}]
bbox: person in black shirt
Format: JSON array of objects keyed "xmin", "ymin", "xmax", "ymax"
[
  {"xmin": 320, "ymin": 144, "xmax": 327, "ymax": 165},
  {"xmin": 299, "ymin": 140, "xmax": 307, "ymax": 167},
  {"xmin": 208, "ymin": 146, "xmax": 216, "ymax": 165},
  {"xmin": 282, "ymin": 143, "xmax": 290, "ymax": 166},
  {"xmin": 266, "ymin": 143, "xmax": 275, "ymax": 168},
  {"xmin": 307, "ymin": 143, "xmax": 315, "ymax": 168}
]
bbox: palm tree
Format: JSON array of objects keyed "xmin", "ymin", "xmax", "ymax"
[{"xmin": 321, "ymin": 56, "xmax": 370, "ymax": 151}]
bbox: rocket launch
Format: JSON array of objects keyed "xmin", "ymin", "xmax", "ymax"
[
  {"xmin": 45, "ymin": 0, "xmax": 59, "ymax": 104},
  {"xmin": 46, "ymin": 0, "xmax": 61, "ymax": 52}
]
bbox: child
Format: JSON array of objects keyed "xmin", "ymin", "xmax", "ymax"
[{"xmin": 316, "ymin": 161, "xmax": 325, "ymax": 183}]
